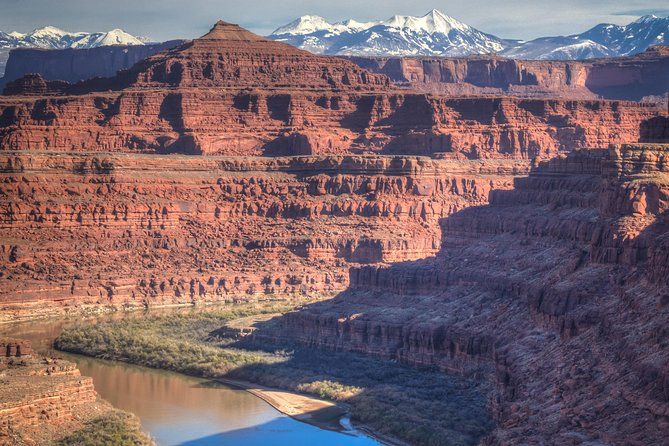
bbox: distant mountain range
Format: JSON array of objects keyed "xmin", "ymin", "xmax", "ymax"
[
  {"xmin": 1, "ymin": 11, "xmax": 666, "ymax": 76},
  {"xmin": 0, "ymin": 26, "xmax": 146, "ymax": 76},
  {"xmin": 0, "ymin": 26, "xmax": 145, "ymax": 50},
  {"xmin": 269, "ymin": 9, "xmax": 669, "ymax": 60}
]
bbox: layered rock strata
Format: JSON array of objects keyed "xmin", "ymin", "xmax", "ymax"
[
  {"xmin": 0, "ymin": 151, "xmax": 527, "ymax": 321},
  {"xmin": 349, "ymin": 45, "xmax": 669, "ymax": 100},
  {"xmin": 0, "ymin": 338, "xmax": 112, "ymax": 445},
  {"xmin": 0, "ymin": 22, "xmax": 665, "ymax": 158},
  {"xmin": 261, "ymin": 143, "xmax": 669, "ymax": 445}
]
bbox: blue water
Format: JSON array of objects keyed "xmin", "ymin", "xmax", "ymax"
[{"xmin": 4, "ymin": 319, "xmax": 382, "ymax": 446}]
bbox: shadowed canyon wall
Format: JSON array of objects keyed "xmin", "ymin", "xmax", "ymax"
[
  {"xmin": 257, "ymin": 143, "xmax": 669, "ymax": 445},
  {"xmin": 0, "ymin": 40, "xmax": 186, "ymax": 91}
]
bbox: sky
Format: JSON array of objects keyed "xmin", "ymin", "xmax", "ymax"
[{"xmin": 1, "ymin": 0, "xmax": 668, "ymax": 41}]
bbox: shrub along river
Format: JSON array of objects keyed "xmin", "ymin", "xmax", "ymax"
[{"xmin": 3, "ymin": 316, "xmax": 382, "ymax": 446}]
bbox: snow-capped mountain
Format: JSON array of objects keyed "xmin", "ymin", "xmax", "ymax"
[
  {"xmin": 502, "ymin": 15, "xmax": 669, "ymax": 60},
  {"xmin": 500, "ymin": 37, "xmax": 616, "ymax": 60},
  {"xmin": 70, "ymin": 29, "xmax": 145, "ymax": 49},
  {"xmin": 576, "ymin": 15, "xmax": 668, "ymax": 56},
  {"xmin": 270, "ymin": 9, "xmax": 515, "ymax": 57},
  {"xmin": 0, "ymin": 26, "xmax": 145, "ymax": 77},
  {"xmin": 0, "ymin": 26, "xmax": 145, "ymax": 51},
  {"xmin": 269, "ymin": 11, "xmax": 669, "ymax": 60}
]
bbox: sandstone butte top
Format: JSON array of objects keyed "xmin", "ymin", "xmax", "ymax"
[
  {"xmin": 199, "ymin": 20, "xmax": 266, "ymax": 41},
  {"xmin": 98, "ymin": 20, "xmax": 391, "ymax": 92}
]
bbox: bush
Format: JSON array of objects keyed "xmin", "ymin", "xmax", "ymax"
[
  {"xmin": 56, "ymin": 302, "xmax": 494, "ymax": 446},
  {"xmin": 57, "ymin": 411, "xmax": 152, "ymax": 446}
]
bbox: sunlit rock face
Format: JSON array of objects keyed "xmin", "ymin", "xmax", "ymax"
[{"xmin": 0, "ymin": 152, "xmax": 528, "ymax": 321}]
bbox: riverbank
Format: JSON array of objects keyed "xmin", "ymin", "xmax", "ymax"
[
  {"xmin": 54, "ymin": 302, "xmax": 494, "ymax": 446},
  {"xmin": 216, "ymin": 378, "xmax": 347, "ymax": 430},
  {"xmin": 216, "ymin": 378, "xmax": 408, "ymax": 446}
]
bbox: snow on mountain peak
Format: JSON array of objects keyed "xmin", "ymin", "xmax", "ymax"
[
  {"xmin": 70, "ymin": 29, "xmax": 145, "ymax": 48},
  {"xmin": 633, "ymin": 14, "xmax": 659, "ymax": 24},
  {"xmin": 382, "ymin": 9, "xmax": 470, "ymax": 34},
  {"xmin": 272, "ymin": 9, "xmax": 471, "ymax": 36},
  {"xmin": 270, "ymin": 10, "xmax": 505, "ymax": 57},
  {"xmin": 30, "ymin": 26, "xmax": 69, "ymax": 37},
  {"xmin": 0, "ymin": 26, "xmax": 146, "ymax": 50},
  {"xmin": 272, "ymin": 15, "xmax": 334, "ymax": 35},
  {"xmin": 340, "ymin": 19, "xmax": 380, "ymax": 31},
  {"xmin": 269, "ymin": 12, "xmax": 666, "ymax": 60}
]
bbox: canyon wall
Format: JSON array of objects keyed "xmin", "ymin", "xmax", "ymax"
[
  {"xmin": 0, "ymin": 87, "xmax": 663, "ymax": 158},
  {"xmin": 261, "ymin": 143, "xmax": 669, "ymax": 445},
  {"xmin": 0, "ymin": 151, "xmax": 527, "ymax": 321},
  {"xmin": 349, "ymin": 45, "xmax": 669, "ymax": 100},
  {"xmin": 0, "ymin": 50, "xmax": 9, "ymax": 81},
  {"xmin": 3, "ymin": 43, "xmax": 667, "ymax": 102}
]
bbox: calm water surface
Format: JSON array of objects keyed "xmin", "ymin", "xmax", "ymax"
[{"xmin": 4, "ymin": 316, "xmax": 381, "ymax": 446}]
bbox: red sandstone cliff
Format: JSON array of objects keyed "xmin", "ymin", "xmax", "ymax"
[
  {"xmin": 0, "ymin": 339, "xmax": 119, "ymax": 445},
  {"xmin": 0, "ymin": 152, "xmax": 527, "ymax": 321},
  {"xmin": 0, "ymin": 22, "xmax": 665, "ymax": 158}
]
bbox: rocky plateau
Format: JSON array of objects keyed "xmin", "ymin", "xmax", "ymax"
[{"xmin": 350, "ymin": 45, "xmax": 669, "ymax": 100}]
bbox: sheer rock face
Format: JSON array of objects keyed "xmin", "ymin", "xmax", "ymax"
[
  {"xmin": 0, "ymin": 22, "xmax": 665, "ymax": 157},
  {"xmin": 261, "ymin": 143, "xmax": 669, "ymax": 445},
  {"xmin": 349, "ymin": 45, "xmax": 669, "ymax": 100},
  {"xmin": 0, "ymin": 89, "xmax": 663, "ymax": 157},
  {"xmin": 0, "ymin": 152, "xmax": 528, "ymax": 321}
]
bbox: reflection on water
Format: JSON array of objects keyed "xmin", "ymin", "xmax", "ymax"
[{"xmin": 3, "ymin": 316, "xmax": 381, "ymax": 446}]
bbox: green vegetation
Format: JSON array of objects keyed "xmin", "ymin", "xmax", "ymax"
[
  {"xmin": 56, "ymin": 301, "xmax": 494, "ymax": 446},
  {"xmin": 57, "ymin": 411, "xmax": 152, "ymax": 446}
]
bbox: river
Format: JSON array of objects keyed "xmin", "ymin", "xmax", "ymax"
[{"xmin": 3, "ymin": 315, "xmax": 382, "ymax": 446}]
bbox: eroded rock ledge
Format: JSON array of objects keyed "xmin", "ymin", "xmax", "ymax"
[
  {"xmin": 0, "ymin": 152, "xmax": 528, "ymax": 322},
  {"xmin": 0, "ymin": 338, "xmax": 130, "ymax": 445}
]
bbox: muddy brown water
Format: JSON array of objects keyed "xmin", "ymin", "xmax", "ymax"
[{"xmin": 3, "ymin": 314, "xmax": 381, "ymax": 446}]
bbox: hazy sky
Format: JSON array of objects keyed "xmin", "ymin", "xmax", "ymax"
[{"xmin": 1, "ymin": 0, "xmax": 668, "ymax": 41}]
